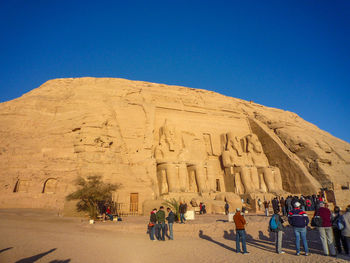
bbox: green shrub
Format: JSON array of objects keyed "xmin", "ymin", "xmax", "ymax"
[{"xmin": 66, "ymin": 175, "xmax": 120, "ymax": 219}]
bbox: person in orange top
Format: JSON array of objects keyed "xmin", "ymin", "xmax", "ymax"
[{"xmin": 234, "ymin": 208, "xmax": 249, "ymax": 254}]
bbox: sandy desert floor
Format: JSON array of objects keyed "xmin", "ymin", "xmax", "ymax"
[{"xmin": 0, "ymin": 209, "xmax": 349, "ymax": 263}]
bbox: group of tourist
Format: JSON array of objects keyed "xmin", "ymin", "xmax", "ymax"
[
  {"xmin": 267, "ymin": 201, "xmax": 350, "ymax": 257},
  {"xmin": 148, "ymin": 206, "xmax": 176, "ymax": 241},
  {"xmin": 260, "ymin": 194, "xmax": 326, "ymax": 217},
  {"xmin": 148, "ymin": 199, "xmax": 350, "ymax": 258}
]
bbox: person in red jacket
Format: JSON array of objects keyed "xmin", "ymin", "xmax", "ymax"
[
  {"xmin": 234, "ymin": 208, "xmax": 249, "ymax": 254},
  {"xmin": 315, "ymin": 202, "xmax": 336, "ymax": 256}
]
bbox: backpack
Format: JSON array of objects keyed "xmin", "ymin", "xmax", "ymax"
[
  {"xmin": 311, "ymin": 211, "xmax": 323, "ymax": 227},
  {"xmin": 269, "ymin": 214, "xmax": 279, "ymax": 231},
  {"xmin": 338, "ymin": 216, "xmax": 345, "ymax": 231}
]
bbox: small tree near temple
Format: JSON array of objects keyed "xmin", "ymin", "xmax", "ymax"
[
  {"xmin": 66, "ymin": 175, "xmax": 120, "ymax": 219},
  {"xmin": 162, "ymin": 198, "xmax": 180, "ymax": 222}
]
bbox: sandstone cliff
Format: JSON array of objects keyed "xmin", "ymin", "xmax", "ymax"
[{"xmin": 0, "ymin": 78, "xmax": 349, "ymax": 212}]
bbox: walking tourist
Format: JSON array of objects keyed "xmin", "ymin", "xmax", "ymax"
[
  {"xmin": 166, "ymin": 207, "xmax": 175, "ymax": 240},
  {"xmin": 156, "ymin": 206, "xmax": 166, "ymax": 241},
  {"xmin": 269, "ymin": 209, "xmax": 285, "ymax": 254},
  {"xmin": 179, "ymin": 202, "xmax": 187, "ymax": 224},
  {"xmin": 288, "ymin": 201, "xmax": 309, "ymax": 256},
  {"xmin": 233, "ymin": 208, "xmax": 249, "ymax": 254},
  {"xmin": 315, "ymin": 202, "xmax": 336, "ymax": 256}
]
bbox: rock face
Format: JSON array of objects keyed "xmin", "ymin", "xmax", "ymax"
[{"xmin": 0, "ymin": 77, "xmax": 349, "ymax": 214}]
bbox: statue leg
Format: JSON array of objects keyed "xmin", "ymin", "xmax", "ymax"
[
  {"xmin": 260, "ymin": 167, "xmax": 276, "ymax": 192},
  {"xmin": 237, "ymin": 167, "xmax": 253, "ymax": 193},
  {"xmin": 194, "ymin": 165, "xmax": 208, "ymax": 193},
  {"xmin": 157, "ymin": 166, "xmax": 169, "ymax": 195},
  {"xmin": 165, "ymin": 163, "xmax": 179, "ymax": 192},
  {"xmin": 178, "ymin": 163, "xmax": 189, "ymax": 192}
]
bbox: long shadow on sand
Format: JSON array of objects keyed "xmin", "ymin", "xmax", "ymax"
[
  {"xmin": 199, "ymin": 230, "xmax": 236, "ymax": 252},
  {"xmin": 0, "ymin": 247, "xmax": 13, "ymax": 253},
  {"xmin": 15, "ymin": 248, "xmax": 58, "ymax": 263},
  {"xmin": 223, "ymin": 226, "xmax": 324, "ymax": 255}
]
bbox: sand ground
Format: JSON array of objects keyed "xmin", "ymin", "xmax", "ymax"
[{"xmin": 0, "ymin": 209, "xmax": 349, "ymax": 263}]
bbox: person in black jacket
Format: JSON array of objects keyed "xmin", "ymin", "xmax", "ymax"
[
  {"xmin": 166, "ymin": 207, "xmax": 175, "ymax": 240},
  {"xmin": 270, "ymin": 209, "xmax": 285, "ymax": 254}
]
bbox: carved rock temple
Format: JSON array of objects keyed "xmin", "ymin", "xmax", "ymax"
[{"xmin": 0, "ymin": 78, "xmax": 349, "ymax": 215}]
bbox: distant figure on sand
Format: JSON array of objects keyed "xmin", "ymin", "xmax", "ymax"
[
  {"xmin": 288, "ymin": 201, "xmax": 309, "ymax": 256},
  {"xmin": 179, "ymin": 202, "xmax": 187, "ymax": 224},
  {"xmin": 264, "ymin": 200, "xmax": 270, "ymax": 216},
  {"xmin": 225, "ymin": 202, "xmax": 229, "ymax": 215},
  {"xmin": 233, "ymin": 208, "xmax": 249, "ymax": 254}
]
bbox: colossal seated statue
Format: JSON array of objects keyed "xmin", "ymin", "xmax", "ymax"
[
  {"xmin": 154, "ymin": 119, "xmax": 214, "ymax": 195},
  {"xmin": 221, "ymin": 132, "xmax": 284, "ymax": 195},
  {"xmin": 245, "ymin": 134, "xmax": 269, "ymax": 167}
]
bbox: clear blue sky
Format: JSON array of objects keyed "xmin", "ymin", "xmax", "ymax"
[{"xmin": 1, "ymin": 1, "xmax": 349, "ymax": 142}]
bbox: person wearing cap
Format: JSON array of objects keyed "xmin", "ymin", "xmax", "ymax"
[
  {"xmin": 233, "ymin": 207, "xmax": 249, "ymax": 254},
  {"xmin": 315, "ymin": 202, "xmax": 336, "ymax": 256},
  {"xmin": 288, "ymin": 201, "xmax": 310, "ymax": 256}
]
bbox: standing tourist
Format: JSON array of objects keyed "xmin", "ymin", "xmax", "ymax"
[
  {"xmin": 179, "ymin": 202, "xmax": 187, "ymax": 224},
  {"xmin": 156, "ymin": 206, "xmax": 166, "ymax": 241},
  {"xmin": 286, "ymin": 196, "xmax": 293, "ymax": 214},
  {"xmin": 288, "ymin": 202, "xmax": 309, "ymax": 256},
  {"xmin": 315, "ymin": 202, "xmax": 336, "ymax": 256},
  {"xmin": 225, "ymin": 202, "xmax": 229, "ymax": 215},
  {"xmin": 149, "ymin": 208, "xmax": 157, "ymax": 241},
  {"xmin": 280, "ymin": 197, "xmax": 286, "ymax": 216},
  {"xmin": 233, "ymin": 208, "xmax": 249, "ymax": 254},
  {"xmin": 340, "ymin": 205, "xmax": 350, "ymax": 256},
  {"xmin": 264, "ymin": 200, "xmax": 270, "ymax": 216},
  {"xmin": 332, "ymin": 206, "xmax": 349, "ymax": 255},
  {"xmin": 269, "ymin": 209, "xmax": 285, "ymax": 254},
  {"xmin": 272, "ymin": 197, "xmax": 280, "ymax": 213},
  {"xmin": 257, "ymin": 198, "xmax": 262, "ymax": 212},
  {"xmin": 166, "ymin": 207, "xmax": 175, "ymax": 240}
]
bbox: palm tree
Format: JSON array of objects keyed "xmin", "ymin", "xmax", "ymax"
[{"xmin": 162, "ymin": 198, "xmax": 180, "ymax": 222}]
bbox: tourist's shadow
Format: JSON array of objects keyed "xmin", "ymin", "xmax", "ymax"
[
  {"xmin": 223, "ymin": 230, "xmax": 235, "ymax": 240},
  {"xmin": 258, "ymin": 230, "xmax": 274, "ymax": 241},
  {"xmin": 15, "ymin": 248, "xmax": 57, "ymax": 263},
  {"xmin": 0, "ymin": 247, "xmax": 13, "ymax": 254},
  {"xmin": 199, "ymin": 230, "xmax": 236, "ymax": 252}
]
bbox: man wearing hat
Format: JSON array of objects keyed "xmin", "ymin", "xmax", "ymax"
[
  {"xmin": 288, "ymin": 201, "xmax": 310, "ymax": 256},
  {"xmin": 233, "ymin": 207, "xmax": 249, "ymax": 254}
]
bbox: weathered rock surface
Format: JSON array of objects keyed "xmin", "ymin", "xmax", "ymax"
[{"xmin": 0, "ymin": 77, "xmax": 349, "ymax": 213}]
